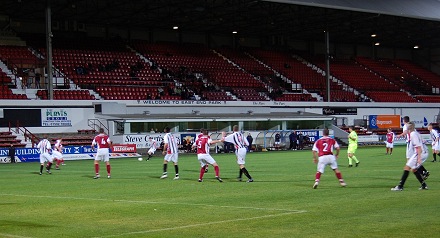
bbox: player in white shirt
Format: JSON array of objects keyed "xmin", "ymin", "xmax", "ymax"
[
  {"xmin": 37, "ymin": 137, "xmax": 53, "ymax": 175},
  {"xmin": 52, "ymin": 139, "xmax": 65, "ymax": 170},
  {"xmin": 147, "ymin": 137, "xmax": 158, "ymax": 161},
  {"xmin": 223, "ymin": 125, "xmax": 253, "ymax": 182},
  {"xmin": 391, "ymin": 122, "xmax": 429, "ymax": 191},
  {"xmin": 160, "ymin": 127, "xmax": 180, "ymax": 180},
  {"xmin": 427, "ymin": 123, "xmax": 439, "ymax": 162},
  {"xmin": 397, "ymin": 116, "xmax": 429, "ymax": 179}
]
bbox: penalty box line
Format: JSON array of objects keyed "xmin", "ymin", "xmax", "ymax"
[{"xmin": 95, "ymin": 211, "xmax": 307, "ymax": 238}]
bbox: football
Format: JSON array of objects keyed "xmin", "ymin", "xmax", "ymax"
[{"xmin": 138, "ymin": 157, "xmax": 143, "ymax": 161}]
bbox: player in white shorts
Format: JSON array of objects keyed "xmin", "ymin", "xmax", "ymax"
[
  {"xmin": 160, "ymin": 127, "xmax": 180, "ymax": 180},
  {"xmin": 147, "ymin": 137, "xmax": 157, "ymax": 161},
  {"xmin": 391, "ymin": 122, "xmax": 429, "ymax": 191},
  {"xmin": 428, "ymin": 123, "xmax": 439, "ymax": 162},
  {"xmin": 223, "ymin": 125, "xmax": 253, "ymax": 182},
  {"xmin": 37, "ymin": 137, "xmax": 53, "ymax": 175},
  {"xmin": 193, "ymin": 128, "xmax": 223, "ymax": 182},
  {"xmin": 52, "ymin": 139, "xmax": 65, "ymax": 170}
]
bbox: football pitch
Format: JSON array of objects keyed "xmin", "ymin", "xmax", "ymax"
[{"xmin": 0, "ymin": 146, "xmax": 438, "ymax": 238}]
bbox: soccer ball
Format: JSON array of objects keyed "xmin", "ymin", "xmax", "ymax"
[{"xmin": 138, "ymin": 157, "xmax": 143, "ymax": 161}]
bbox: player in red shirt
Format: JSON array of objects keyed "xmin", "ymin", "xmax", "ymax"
[
  {"xmin": 312, "ymin": 129, "xmax": 346, "ymax": 189},
  {"xmin": 91, "ymin": 128, "xmax": 112, "ymax": 179},
  {"xmin": 193, "ymin": 128, "xmax": 223, "ymax": 182},
  {"xmin": 385, "ymin": 128, "xmax": 395, "ymax": 155}
]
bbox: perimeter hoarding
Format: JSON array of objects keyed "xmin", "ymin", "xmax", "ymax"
[{"xmin": 369, "ymin": 115, "xmax": 401, "ymax": 129}]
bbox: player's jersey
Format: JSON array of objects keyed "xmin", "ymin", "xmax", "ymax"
[
  {"xmin": 54, "ymin": 139, "xmax": 63, "ymax": 152},
  {"xmin": 195, "ymin": 136, "xmax": 212, "ymax": 154},
  {"xmin": 224, "ymin": 132, "xmax": 249, "ymax": 149},
  {"xmin": 402, "ymin": 124, "xmax": 409, "ymax": 143},
  {"xmin": 92, "ymin": 134, "xmax": 111, "ymax": 149},
  {"xmin": 312, "ymin": 136, "xmax": 339, "ymax": 156},
  {"xmin": 163, "ymin": 132, "xmax": 178, "ymax": 154},
  {"xmin": 37, "ymin": 139, "xmax": 51, "ymax": 154},
  {"xmin": 149, "ymin": 140, "xmax": 158, "ymax": 149},
  {"xmin": 408, "ymin": 131, "xmax": 428, "ymax": 156},
  {"xmin": 386, "ymin": 132, "xmax": 395, "ymax": 143},
  {"xmin": 348, "ymin": 131, "xmax": 358, "ymax": 146},
  {"xmin": 430, "ymin": 129, "xmax": 439, "ymax": 143}
]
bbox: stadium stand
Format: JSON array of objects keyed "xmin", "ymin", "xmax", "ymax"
[{"xmin": 0, "ymin": 131, "xmax": 26, "ymax": 147}]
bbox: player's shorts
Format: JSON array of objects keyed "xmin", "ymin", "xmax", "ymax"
[
  {"xmin": 197, "ymin": 154, "xmax": 216, "ymax": 167},
  {"xmin": 95, "ymin": 148, "xmax": 110, "ymax": 162},
  {"xmin": 274, "ymin": 141, "xmax": 281, "ymax": 145},
  {"xmin": 317, "ymin": 154, "xmax": 338, "ymax": 173},
  {"xmin": 40, "ymin": 152, "xmax": 53, "ymax": 164},
  {"xmin": 164, "ymin": 153, "xmax": 178, "ymax": 163},
  {"xmin": 406, "ymin": 152, "xmax": 428, "ymax": 170},
  {"xmin": 385, "ymin": 142, "xmax": 394, "ymax": 148},
  {"xmin": 148, "ymin": 147, "xmax": 156, "ymax": 154},
  {"xmin": 235, "ymin": 147, "xmax": 247, "ymax": 165},
  {"xmin": 406, "ymin": 143, "xmax": 411, "ymax": 159},
  {"xmin": 347, "ymin": 144, "xmax": 357, "ymax": 154},
  {"xmin": 432, "ymin": 142, "xmax": 440, "ymax": 151},
  {"xmin": 52, "ymin": 150, "xmax": 63, "ymax": 159}
]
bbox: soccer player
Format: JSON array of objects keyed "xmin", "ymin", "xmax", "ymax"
[
  {"xmin": 91, "ymin": 128, "xmax": 112, "ymax": 179},
  {"xmin": 347, "ymin": 126, "xmax": 360, "ymax": 167},
  {"xmin": 146, "ymin": 137, "xmax": 157, "ymax": 161},
  {"xmin": 385, "ymin": 128, "xmax": 395, "ymax": 155},
  {"xmin": 427, "ymin": 123, "xmax": 439, "ymax": 162},
  {"xmin": 37, "ymin": 137, "xmax": 53, "ymax": 175},
  {"xmin": 193, "ymin": 128, "xmax": 223, "ymax": 182},
  {"xmin": 52, "ymin": 138, "xmax": 65, "ymax": 170},
  {"xmin": 160, "ymin": 127, "xmax": 179, "ymax": 180},
  {"xmin": 312, "ymin": 128, "xmax": 346, "ymax": 189},
  {"xmin": 223, "ymin": 125, "xmax": 253, "ymax": 182},
  {"xmin": 391, "ymin": 122, "xmax": 429, "ymax": 191},
  {"xmin": 397, "ymin": 116, "xmax": 429, "ymax": 179}
]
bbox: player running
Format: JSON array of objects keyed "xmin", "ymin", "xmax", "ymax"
[
  {"xmin": 146, "ymin": 137, "xmax": 158, "ymax": 161},
  {"xmin": 52, "ymin": 138, "xmax": 65, "ymax": 170},
  {"xmin": 193, "ymin": 128, "xmax": 223, "ymax": 182},
  {"xmin": 160, "ymin": 127, "xmax": 180, "ymax": 180},
  {"xmin": 37, "ymin": 137, "xmax": 53, "ymax": 175},
  {"xmin": 312, "ymin": 128, "xmax": 346, "ymax": 189},
  {"xmin": 391, "ymin": 122, "xmax": 429, "ymax": 191}
]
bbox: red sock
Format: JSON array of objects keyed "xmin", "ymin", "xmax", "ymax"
[
  {"xmin": 315, "ymin": 172, "xmax": 322, "ymax": 181},
  {"xmin": 56, "ymin": 159, "xmax": 61, "ymax": 167},
  {"xmin": 95, "ymin": 164, "xmax": 99, "ymax": 174},
  {"xmin": 106, "ymin": 164, "xmax": 111, "ymax": 175},
  {"xmin": 214, "ymin": 166, "xmax": 220, "ymax": 177},
  {"xmin": 335, "ymin": 172, "xmax": 342, "ymax": 180},
  {"xmin": 199, "ymin": 166, "xmax": 206, "ymax": 180}
]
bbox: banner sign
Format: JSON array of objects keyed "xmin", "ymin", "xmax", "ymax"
[
  {"xmin": 358, "ymin": 135, "xmax": 379, "ymax": 142},
  {"xmin": 123, "ymin": 134, "xmax": 165, "ymax": 149},
  {"xmin": 0, "ymin": 145, "xmax": 141, "ymax": 163},
  {"xmin": 41, "ymin": 108, "xmax": 72, "ymax": 127},
  {"xmin": 322, "ymin": 107, "xmax": 357, "ymax": 115},
  {"xmin": 369, "ymin": 115, "xmax": 401, "ymax": 129},
  {"xmin": 111, "ymin": 144, "xmax": 136, "ymax": 153},
  {"xmin": 401, "ymin": 116, "xmax": 429, "ymax": 128}
]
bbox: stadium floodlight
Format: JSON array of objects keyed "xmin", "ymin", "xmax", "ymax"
[
  {"xmin": 232, "ymin": 31, "xmax": 238, "ymax": 34},
  {"xmin": 371, "ymin": 34, "xmax": 377, "ymax": 37},
  {"xmin": 413, "ymin": 45, "xmax": 419, "ymax": 49},
  {"xmin": 173, "ymin": 26, "xmax": 179, "ymax": 30},
  {"xmin": 374, "ymin": 42, "xmax": 380, "ymax": 46}
]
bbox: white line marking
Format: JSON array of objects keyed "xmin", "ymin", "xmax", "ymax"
[
  {"xmin": 0, "ymin": 233, "xmax": 34, "ymax": 238},
  {"xmin": 0, "ymin": 193, "xmax": 307, "ymax": 238},
  {"xmin": 0, "ymin": 194, "xmax": 303, "ymax": 212},
  {"xmin": 94, "ymin": 211, "xmax": 306, "ymax": 238}
]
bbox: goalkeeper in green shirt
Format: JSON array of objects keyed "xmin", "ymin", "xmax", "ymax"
[{"xmin": 348, "ymin": 126, "xmax": 360, "ymax": 167}]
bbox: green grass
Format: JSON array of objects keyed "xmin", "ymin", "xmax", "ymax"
[{"xmin": 0, "ymin": 146, "xmax": 438, "ymax": 238}]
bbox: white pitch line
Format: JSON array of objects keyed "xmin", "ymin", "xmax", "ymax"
[
  {"xmin": 94, "ymin": 211, "xmax": 306, "ymax": 238},
  {"xmin": 0, "ymin": 233, "xmax": 34, "ymax": 238},
  {"xmin": 0, "ymin": 194, "xmax": 304, "ymax": 213}
]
